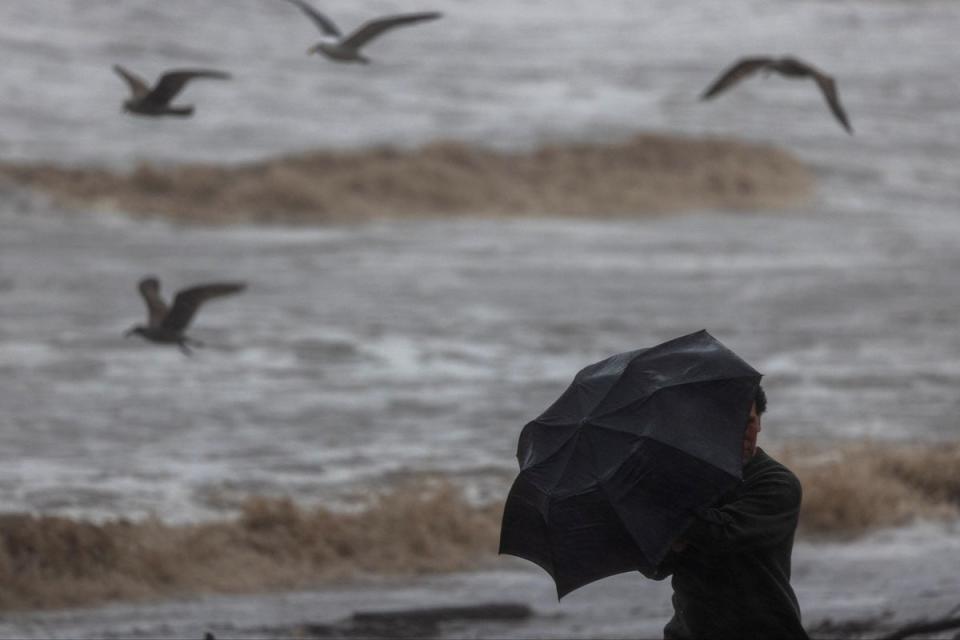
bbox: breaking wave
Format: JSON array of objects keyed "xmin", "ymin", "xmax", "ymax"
[
  {"xmin": 0, "ymin": 134, "xmax": 812, "ymax": 224},
  {"xmin": 0, "ymin": 481, "xmax": 501, "ymax": 611},
  {"xmin": 1, "ymin": 442, "xmax": 956, "ymax": 611},
  {"xmin": 784, "ymin": 441, "xmax": 960, "ymax": 537}
]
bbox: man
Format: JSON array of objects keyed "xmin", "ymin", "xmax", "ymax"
[{"xmin": 643, "ymin": 386, "xmax": 809, "ymax": 640}]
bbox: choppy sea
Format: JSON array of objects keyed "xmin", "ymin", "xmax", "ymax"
[{"xmin": 1, "ymin": 0, "xmax": 959, "ymax": 637}]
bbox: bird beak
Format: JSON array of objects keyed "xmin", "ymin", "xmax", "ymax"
[
  {"xmin": 306, "ymin": 45, "xmax": 319, "ymax": 55},
  {"xmin": 123, "ymin": 327, "xmax": 135, "ymax": 338}
]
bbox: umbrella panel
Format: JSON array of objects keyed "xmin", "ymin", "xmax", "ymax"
[
  {"xmin": 499, "ymin": 476, "xmax": 646, "ymax": 598},
  {"xmin": 501, "ymin": 437, "xmax": 739, "ymax": 597},
  {"xmin": 590, "ymin": 377, "xmax": 758, "ymax": 477},
  {"xmin": 587, "ymin": 332, "xmax": 757, "ymax": 419},
  {"xmin": 604, "ymin": 436, "xmax": 740, "ymax": 571},
  {"xmin": 518, "ymin": 378, "xmax": 757, "ymax": 493}
]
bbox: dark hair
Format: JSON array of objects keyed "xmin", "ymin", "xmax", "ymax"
[{"xmin": 755, "ymin": 384, "xmax": 767, "ymax": 415}]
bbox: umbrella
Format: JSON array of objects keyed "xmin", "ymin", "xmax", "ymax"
[{"xmin": 499, "ymin": 329, "xmax": 761, "ymax": 598}]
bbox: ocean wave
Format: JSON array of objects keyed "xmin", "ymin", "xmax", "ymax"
[
  {"xmin": 1, "ymin": 443, "xmax": 955, "ymax": 611},
  {"xmin": 783, "ymin": 441, "xmax": 960, "ymax": 537},
  {"xmin": 0, "ymin": 134, "xmax": 812, "ymax": 224},
  {"xmin": 0, "ymin": 481, "xmax": 500, "ymax": 612}
]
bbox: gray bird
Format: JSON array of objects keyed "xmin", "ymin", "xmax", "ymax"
[
  {"xmin": 283, "ymin": 0, "xmax": 442, "ymax": 64},
  {"xmin": 125, "ymin": 277, "xmax": 246, "ymax": 354},
  {"xmin": 113, "ymin": 65, "xmax": 231, "ymax": 117},
  {"xmin": 700, "ymin": 56, "xmax": 853, "ymax": 134}
]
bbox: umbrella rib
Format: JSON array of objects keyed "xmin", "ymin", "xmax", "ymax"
[
  {"xmin": 582, "ymin": 422, "xmax": 642, "ymax": 438},
  {"xmin": 546, "ymin": 430, "xmax": 585, "ymax": 494},
  {"xmin": 542, "ymin": 497, "xmax": 561, "ymax": 591},
  {"xmin": 521, "ymin": 424, "xmax": 581, "ymax": 471},
  {"xmin": 655, "ymin": 373, "xmax": 759, "ymax": 392},
  {"xmin": 644, "ymin": 436, "xmax": 744, "ymax": 479},
  {"xmin": 591, "ymin": 373, "xmax": 760, "ymax": 421}
]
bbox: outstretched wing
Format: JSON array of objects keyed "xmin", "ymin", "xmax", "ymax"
[
  {"xmin": 137, "ymin": 277, "xmax": 169, "ymax": 328},
  {"xmin": 341, "ymin": 12, "xmax": 442, "ymax": 50},
  {"xmin": 147, "ymin": 69, "xmax": 232, "ymax": 107},
  {"xmin": 161, "ymin": 282, "xmax": 246, "ymax": 333},
  {"xmin": 284, "ymin": 0, "xmax": 341, "ymax": 37},
  {"xmin": 810, "ymin": 72, "xmax": 853, "ymax": 134},
  {"xmin": 700, "ymin": 57, "xmax": 774, "ymax": 100},
  {"xmin": 113, "ymin": 64, "xmax": 151, "ymax": 99}
]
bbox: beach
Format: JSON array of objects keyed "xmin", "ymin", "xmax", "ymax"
[{"xmin": 2, "ymin": 0, "xmax": 960, "ymax": 638}]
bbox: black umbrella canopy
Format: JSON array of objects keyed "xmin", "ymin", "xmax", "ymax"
[{"xmin": 499, "ymin": 330, "xmax": 761, "ymax": 598}]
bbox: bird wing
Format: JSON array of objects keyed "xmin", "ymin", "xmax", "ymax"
[
  {"xmin": 137, "ymin": 277, "xmax": 169, "ymax": 328},
  {"xmin": 340, "ymin": 12, "xmax": 442, "ymax": 50},
  {"xmin": 147, "ymin": 69, "xmax": 232, "ymax": 106},
  {"xmin": 810, "ymin": 72, "xmax": 853, "ymax": 134},
  {"xmin": 113, "ymin": 64, "xmax": 151, "ymax": 99},
  {"xmin": 700, "ymin": 57, "xmax": 775, "ymax": 100},
  {"xmin": 161, "ymin": 282, "xmax": 246, "ymax": 333},
  {"xmin": 284, "ymin": 0, "xmax": 341, "ymax": 37}
]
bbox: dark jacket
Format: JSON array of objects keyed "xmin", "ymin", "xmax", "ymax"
[{"xmin": 643, "ymin": 448, "xmax": 809, "ymax": 640}]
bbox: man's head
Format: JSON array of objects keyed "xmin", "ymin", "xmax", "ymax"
[{"xmin": 743, "ymin": 385, "xmax": 766, "ymax": 463}]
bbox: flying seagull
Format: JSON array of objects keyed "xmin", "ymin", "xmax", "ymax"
[
  {"xmin": 125, "ymin": 277, "xmax": 246, "ymax": 354},
  {"xmin": 283, "ymin": 0, "xmax": 442, "ymax": 64},
  {"xmin": 700, "ymin": 56, "xmax": 853, "ymax": 134},
  {"xmin": 113, "ymin": 65, "xmax": 231, "ymax": 117}
]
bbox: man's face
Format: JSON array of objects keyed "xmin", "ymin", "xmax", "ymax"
[{"xmin": 743, "ymin": 402, "xmax": 762, "ymax": 463}]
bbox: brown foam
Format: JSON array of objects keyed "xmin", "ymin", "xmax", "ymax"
[
  {"xmin": 1, "ymin": 443, "xmax": 955, "ymax": 611},
  {"xmin": 781, "ymin": 441, "xmax": 960, "ymax": 537},
  {"xmin": 0, "ymin": 134, "xmax": 812, "ymax": 224},
  {"xmin": 0, "ymin": 481, "xmax": 502, "ymax": 612}
]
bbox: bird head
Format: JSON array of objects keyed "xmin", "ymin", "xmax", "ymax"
[
  {"xmin": 306, "ymin": 38, "xmax": 337, "ymax": 55},
  {"xmin": 124, "ymin": 325, "xmax": 147, "ymax": 338}
]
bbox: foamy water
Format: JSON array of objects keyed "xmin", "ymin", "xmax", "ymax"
[
  {"xmin": 3, "ymin": 0, "xmax": 960, "ymax": 634},
  {"xmin": 3, "ymin": 204, "xmax": 957, "ymax": 522}
]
